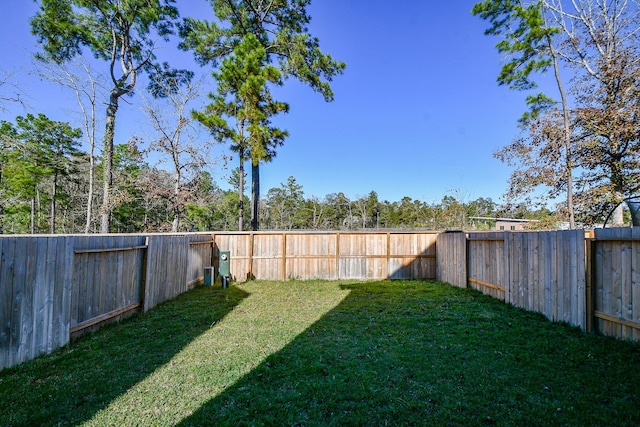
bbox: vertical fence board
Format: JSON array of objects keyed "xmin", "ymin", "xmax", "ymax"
[
  {"xmin": 33, "ymin": 238, "xmax": 49, "ymax": 356},
  {"xmin": 0, "ymin": 237, "xmax": 16, "ymax": 369},
  {"xmin": 9, "ymin": 237, "xmax": 27, "ymax": 367},
  {"xmin": 549, "ymin": 232, "xmax": 559, "ymax": 321},
  {"xmin": 436, "ymin": 232, "xmax": 467, "ymax": 288},
  {"xmin": 542, "ymin": 232, "xmax": 551, "ymax": 317},
  {"xmin": 22, "ymin": 237, "xmax": 38, "ymax": 363},
  {"xmin": 49, "ymin": 237, "xmax": 71, "ymax": 356},
  {"xmin": 633, "ymin": 227, "xmax": 640, "ymax": 341},
  {"xmin": 574, "ymin": 230, "xmax": 587, "ymax": 328}
]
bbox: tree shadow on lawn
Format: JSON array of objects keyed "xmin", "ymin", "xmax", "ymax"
[
  {"xmin": 0, "ymin": 285, "xmax": 249, "ymax": 427},
  {"xmin": 179, "ymin": 281, "xmax": 640, "ymax": 427}
]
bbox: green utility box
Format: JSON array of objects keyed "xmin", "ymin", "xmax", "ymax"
[
  {"xmin": 203, "ymin": 266, "xmax": 214, "ymax": 286},
  {"xmin": 219, "ymin": 251, "xmax": 230, "ymax": 288}
]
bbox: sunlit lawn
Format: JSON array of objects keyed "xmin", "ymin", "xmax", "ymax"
[{"xmin": 1, "ymin": 280, "xmax": 640, "ymax": 426}]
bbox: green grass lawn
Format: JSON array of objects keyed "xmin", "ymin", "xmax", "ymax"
[{"xmin": 2, "ymin": 280, "xmax": 640, "ymax": 426}]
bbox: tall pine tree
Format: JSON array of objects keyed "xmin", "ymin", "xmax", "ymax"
[{"xmin": 181, "ymin": 0, "xmax": 345, "ymax": 230}]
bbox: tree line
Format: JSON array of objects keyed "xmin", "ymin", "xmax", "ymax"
[{"xmin": 0, "ymin": 127, "xmax": 549, "ymax": 234}]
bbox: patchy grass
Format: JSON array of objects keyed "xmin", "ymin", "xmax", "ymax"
[{"xmin": 1, "ymin": 280, "xmax": 640, "ymax": 426}]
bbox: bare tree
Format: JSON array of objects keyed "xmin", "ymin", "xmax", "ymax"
[
  {"xmin": 34, "ymin": 59, "xmax": 106, "ymax": 233},
  {"xmin": 0, "ymin": 70, "xmax": 28, "ymax": 112},
  {"xmin": 143, "ymin": 76, "xmax": 210, "ymax": 232},
  {"xmin": 474, "ymin": 0, "xmax": 577, "ymax": 227}
]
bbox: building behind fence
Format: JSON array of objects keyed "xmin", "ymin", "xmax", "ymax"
[{"xmin": 2, "ymin": 228, "xmax": 640, "ymax": 370}]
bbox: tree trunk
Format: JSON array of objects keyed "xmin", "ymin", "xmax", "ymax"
[
  {"xmin": 51, "ymin": 172, "xmax": 58, "ymax": 233},
  {"xmin": 547, "ymin": 34, "xmax": 576, "ymax": 229},
  {"xmin": 85, "ymin": 137, "xmax": 95, "ymax": 234},
  {"xmin": 100, "ymin": 92, "xmax": 119, "ymax": 233},
  {"xmin": 172, "ymin": 214, "xmax": 179, "ymax": 232},
  {"xmin": 251, "ymin": 162, "xmax": 260, "ymax": 231},
  {"xmin": 238, "ymin": 158, "xmax": 245, "ymax": 231},
  {"xmin": 611, "ymin": 203, "xmax": 625, "ymax": 226},
  {"xmin": 30, "ymin": 196, "xmax": 35, "ymax": 234},
  {"xmin": 172, "ymin": 170, "xmax": 181, "ymax": 232}
]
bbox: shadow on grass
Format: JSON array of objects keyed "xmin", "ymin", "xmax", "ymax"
[
  {"xmin": 0, "ymin": 285, "xmax": 249, "ymax": 426},
  {"xmin": 178, "ymin": 281, "xmax": 640, "ymax": 426}
]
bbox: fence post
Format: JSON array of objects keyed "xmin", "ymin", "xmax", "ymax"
[{"xmin": 585, "ymin": 233, "xmax": 595, "ymax": 333}]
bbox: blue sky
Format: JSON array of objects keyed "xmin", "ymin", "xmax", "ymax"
[{"xmin": 0, "ymin": 1, "xmax": 535, "ymax": 205}]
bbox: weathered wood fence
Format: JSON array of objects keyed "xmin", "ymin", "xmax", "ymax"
[
  {"xmin": 212, "ymin": 231, "xmax": 438, "ymax": 281},
  {"xmin": 1, "ymin": 231, "xmax": 437, "ymax": 370},
  {"xmin": 1, "ymin": 233, "xmax": 215, "ymax": 370},
  {"xmin": 436, "ymin": 228, "xmax": 640, "ymax": 342},
  {"xmin": 4, "ymin": 227, "xmax": 640, "ymax": 371}
]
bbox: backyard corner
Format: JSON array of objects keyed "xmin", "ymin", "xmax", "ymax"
[{"xmin": 0, "ymin": 280, "xmax": 639, "ymax": 426}]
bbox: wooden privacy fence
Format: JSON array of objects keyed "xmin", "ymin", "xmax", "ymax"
[
  {"xmin": 591, "ymin": 227, "xmax": 640, "ymax": 341},
  {"xmin": 211, "ymin": 231, "xmax": 437, "ymax": 281},
  {"xmin": 1, "ymin": 231, "xmax": 436, "ymax": 370},
  {"xmin": 436, "ymin": 228, "xmax": 640, "ymax": 342},
  {"xmin": 1, "ymin": 233, "xmax": 214, "ymax": 371},
  {"xmin": 5, "ymin": 227, "xmax": 640, "ymax": 371}
]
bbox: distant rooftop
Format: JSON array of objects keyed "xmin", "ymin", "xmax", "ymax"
[{"xmin": 469, "ymin": 217, "xmax": 540, "ymax": 223}]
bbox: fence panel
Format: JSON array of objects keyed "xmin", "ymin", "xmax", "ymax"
[
  {"xmin": 0, "ymin": 236, "xmax": 73, "ymax": 371},
  {"xmin": 285, "ymin": 233, "xmax": 337, "ymax": 280},
  {"xmin": 506, "ymin": 230, "xmax": 586, "ymax": 327},
  {"xmin": 338, "ymin": 233, "xmax": 387, "ymax": 279},
  {"xmin": 187, "ymin": 235, "xmax": 214, "ymax": 287},
  {"xmin": 209, "ymin": 231, "xmax": 438, "ymax": 281},
  {"xmin": 436, "ymin": 231, "xmax": 467, "ymax": 288},
  {"xmin": 71, "ymin": 235, "xmax": 147, "ymax": 331},
  {"xmin": 144, "ymin": 235, "xmax": 189, "ymax": 311},
  {"xmin": 467, "ymin": 232, "xmax": 507, "ymax": 300},
  {"xmin": 593, "ymin": 227, "xmax": 640, "ymax": 340},
  {"xmin": 213, "ymin": 233, "xmax": 254, "ymax": 281},
  {"xmin": 388, "ymin": 232, "xmax": 437, "ymax": 280}
]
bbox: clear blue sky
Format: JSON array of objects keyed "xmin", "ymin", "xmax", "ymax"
[{"xmin": 0, "ymin": 1, "xmax": 533, "ymax": 205}]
